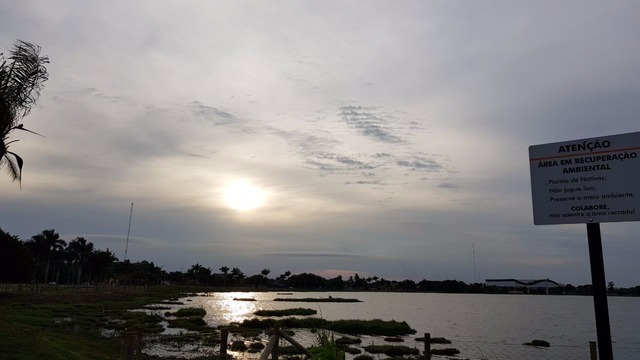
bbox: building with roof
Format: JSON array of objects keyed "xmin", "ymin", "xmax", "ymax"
[{"xmin": 485, "ymin": 278, "xmax": 562, "ymax": 294}]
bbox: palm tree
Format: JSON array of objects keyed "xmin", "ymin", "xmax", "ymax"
[
  {"xmin": 67, "ymin": 237, "xmax": 94, "ymax": 284},
  {"xmin": 28, "ymin": 229, "xmax": 66, "ymax": 283},
  {"xmin": 0, "ymin": 40, "xmax": 49, "ymax": 183},
  {"xmin": 219, "ymin": 266, "xmax": 230, "ymax": 287}
]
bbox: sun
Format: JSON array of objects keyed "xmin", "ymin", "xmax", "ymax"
[{"xmin": 222, "ymin": 180, "xmax": 267, "ymax": 211}]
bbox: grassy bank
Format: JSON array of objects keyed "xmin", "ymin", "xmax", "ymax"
[{"xmin": 0, "ymin": 286, "xmax": 200, "ymax": 359}]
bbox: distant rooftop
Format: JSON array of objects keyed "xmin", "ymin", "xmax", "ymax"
[{"xmin": 485, "ymin": 278, "xmax": 561, "ymax": 289}]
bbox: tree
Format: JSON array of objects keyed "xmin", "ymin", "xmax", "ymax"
[
  {"xmin": 230, "ymin": 267, "xmax": 244, "ymax": 286},
  {"xmin": 27, "ymin": 229, "xmax": 66, "ymax": 283},
  {"xmin": 87, "ymin": 248, "xmax": 117, "ymax": 282},
  {"xmin": 219, "ymin": 265, "xmax": 230, "ymax": 287},
  {"xmin": 0, "ymin": 227, "xmax": 33, "ymax": 282},
  {"xmin": 0, "ymin": 40, "xmax": 49, "ymax": 184},
  {"xmin": 260, "ymin": 268, "xmax": 271, "ymax": 278},
  {"xmin": 67, "ymin": 237, "xmax": 94, "ymax": 284}
]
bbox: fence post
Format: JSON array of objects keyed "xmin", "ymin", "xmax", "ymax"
[
  {"xmin": 424, "ymin": 333, "xmax": 431, "ymax": 360},
  {"xmin": 220, "ymin": 329, "xmax": 228, "ymax": 355},
  {"xmin": 589, "ymin": 341, "xmax": 598, "ymax": 360}
]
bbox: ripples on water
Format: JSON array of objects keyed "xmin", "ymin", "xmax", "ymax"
[{"xmin": 147, "ymin": 291, "xmax": 640, "ymax": 359}]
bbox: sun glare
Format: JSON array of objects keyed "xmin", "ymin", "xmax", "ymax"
[{"xmin": 222, "ymin": 180, "xmax": 267, "ymax": 211}]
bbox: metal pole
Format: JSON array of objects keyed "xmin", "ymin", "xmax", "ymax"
[
  {"xmin": 586, "ymin": 222, "xmax": 613, "ymax": 360},
  {"xmin": 124, "ymin": 202, "xmax": 134, "ymax": 261}
]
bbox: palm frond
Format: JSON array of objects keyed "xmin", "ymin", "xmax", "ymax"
[
  {"xmin": 0, "ymin": 40, "xmax": 49, "ymax": 186},
  {"xmin": 0, "ymin": 40, "xmax": 49, "ymax": 121},
  {"xmin": 2, "ymin": 151, "xmax": 23, "ymax": 183}
]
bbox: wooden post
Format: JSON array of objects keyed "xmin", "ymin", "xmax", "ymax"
[
  {"xmin": 278, "ymin": 329, "xmax": 313, "ymax": 357},
  {"xmin": 424, "ymin": 333, "xmax": 431, "ymax": 360},
  {"xmin": 220, "ymin": 329, "xmax": 228, "ymax": 355},
  {"xmin": 272, "ymin": 335, "xmax": 279, "ymax": 360},
  {"xmin": 260, "ymin": 334, "xmax": 280, "ymax": 360},
  {"xmin": 589, "ymin": 341, "xmax": 598, "ymax": 360}
]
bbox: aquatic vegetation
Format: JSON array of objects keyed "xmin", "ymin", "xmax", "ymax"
[
  {"xmin": 524, "ymin": 339, "xmax": 550, "ymax": 347},
  {"xmin": 309, "ymin": 331, "xmax": 345, "ymax": 360},
  {"xmin": 328, "ymin": 319, "xmax": 416, "ymax": 336},
  {"xmin": 335, "ymin": 336, "xmax": 362, "ymax": 346},
  {"xmin": 248, "ymin": 341, "xmax": 265, "ymax": 353},
  {"xmin": 384, "ymin": 336, "xmax": 404, "ymax": 342},
  {"xmin": 255, "ymin": 308, "xmax": 317, "ymax": 317},
  {"xmin": 238, "ymin": 318, "xmax": 416, "ymax": 336},
  {"xmin": 230, "ymin": 340, "xmax": 248, "ymax": 351},
  {"xmin": 167, "ymin": 316, "xmax": 211, "ymax": 332},
  {"xmin": 353, "ymin": 355, "xmax": 373, "ymax": 360},
  {"xmin": 166, "ymin": 307, "xmax": 206, "ymax": 317},
  {"xmin": 274, "ymin": 297, "xmax": 361, "ymax": 303},
  {"xmin": 414, "ymin": 336, "xmax": 452, "ymax": 344},
  {"xmin": 431, "ymin": 347, "xmax": 461, "ymax": 355},
  {"xmin": 362, "ymin": 345, "xmax": 419, "ymax": 356}
]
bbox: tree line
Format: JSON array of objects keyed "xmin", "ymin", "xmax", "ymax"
[{"xmin": 2, "ymin": 227, "xmax": 639, "ymax": 295}]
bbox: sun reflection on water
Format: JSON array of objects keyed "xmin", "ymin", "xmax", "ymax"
[{"xmin": 203, "ymin": 292, "xmax": 260, "ymax": 326}]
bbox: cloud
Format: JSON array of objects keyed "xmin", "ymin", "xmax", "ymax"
[
  {"xmin": 396, "ymin": 157, "xmax": 442, "ymax": 172},
  {"xmin": 339, "ymin": 105, "xmax": 403, "ymax": 143}
]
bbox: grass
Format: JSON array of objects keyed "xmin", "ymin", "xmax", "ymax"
[{"xmin": 0, "ymin": 286, "xmax": 207, "ymax": 359}]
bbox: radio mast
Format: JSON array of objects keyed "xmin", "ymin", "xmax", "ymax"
[{"xmin": 124, "ymin": 203, "xmax": 134, "ymax": 261}]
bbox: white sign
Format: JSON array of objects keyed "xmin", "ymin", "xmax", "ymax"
[{"xmin": 529, "ymin": 132, "xmax": 640, "ymax": 225}]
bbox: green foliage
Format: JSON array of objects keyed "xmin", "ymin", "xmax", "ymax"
[{"xmin": 309, "ymin": 332, "xmax": 345, "ymax": 360}]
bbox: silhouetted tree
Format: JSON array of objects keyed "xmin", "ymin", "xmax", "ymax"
[
  {"xmin": 27, "ymin": 229, "xmax": 66, "ymax": 283},
  {"xmin": 230, "ymin": 267, "xmax": 244, "ymax": 286},
  {"xmin": 219, "ymin": 265, "xmax": 230, "ymax": 286},
  {"xmin": 87, "ymin": 248, "xmax": 117, "ymax": 282},
  {"xmin": 288, "ymin": 273, "xmax": 326, "ymax": 289},
  {"xmin": 260, "ymin": 268, "xmax": 271, "ymax": 278},
  {"xmin": 0, "ymin": 40, "xmax": 49, "ymax": 184},
  {"xmin": 0, "ymin": 227, "xmax": 33, "ymax": 282},
  {"xmin": 67, "ymin": 237, "xmax": 94, "ymax": 284}
]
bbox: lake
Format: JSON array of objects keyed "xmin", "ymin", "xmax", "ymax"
[{"xmin": 152, "ymin": 291, "xmax": 640, "ymax": 359}]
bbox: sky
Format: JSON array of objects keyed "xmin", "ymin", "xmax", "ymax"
[{"xmin": 2, "ymin": 1, "xmax": 640, "ymax": 286}]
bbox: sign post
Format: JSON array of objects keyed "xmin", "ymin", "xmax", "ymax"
[{"xmin": 529, "ymin": 131, "xmax": 640, "ymax": 360}]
